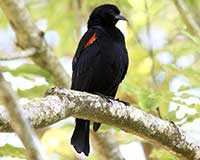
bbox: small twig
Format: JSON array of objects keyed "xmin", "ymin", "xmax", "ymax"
[
  {"xmin": 144, "ymin": 0, "xmax": 156, "ymax": 85},
  {"xmin": 0, "ymin": 48, "xmax": 36, "ymax": 60},
  {"xmin": 144, "ymin": 0, "xmax": 162, "ymax": 120},
  {"xmin": 173, "ymin": 0, "xmax": 200, "ymax": 37},
  {"xmin": 0, "ymin": 70, "xmax": 47, "ymax": 160},
  {"xmin": 73, "ymin": 0, "xmax": 82, "ymax": 38}
]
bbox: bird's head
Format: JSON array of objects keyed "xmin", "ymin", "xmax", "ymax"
[{"xmin": 88, "ymin": 4, "xmax": 127, "ymax": 28}]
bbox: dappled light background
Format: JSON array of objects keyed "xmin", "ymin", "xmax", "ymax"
[{"xmin": 0, "ymin": 0, "xmax": 200, "ymax": 159}]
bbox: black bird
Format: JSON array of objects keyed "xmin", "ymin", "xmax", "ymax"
[{"xmin": 71, "ymin": 4, "xmax": 129, "ymax": 156}]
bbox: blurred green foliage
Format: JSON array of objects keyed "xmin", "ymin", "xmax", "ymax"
[
  {"xmin": 0, "ymin": 144, "xmax": 25, "ymax": 159},
  {"xmin": 150, "ymin": 148, "xmax": 177, "ymax": 160},
  {"xmin": 1, "ymin": 0, "xmax": 200, "ymax": 159}
]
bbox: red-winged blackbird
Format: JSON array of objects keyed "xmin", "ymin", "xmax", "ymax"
[{"xmin": 71, "ymin": 4, "xmax": 129, "ymax": 156}]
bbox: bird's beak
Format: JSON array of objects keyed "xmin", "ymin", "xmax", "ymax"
[{"xmin": 115, "ymin": 13, "xmax": 127, "ymax": 21}]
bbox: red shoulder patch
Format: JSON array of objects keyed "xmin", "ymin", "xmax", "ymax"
[{"xmin": 84, "ymin": 33, "xmax": 97, "ymax": 49}]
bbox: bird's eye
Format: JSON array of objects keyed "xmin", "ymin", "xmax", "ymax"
[{"xmin": 108, "ymin": 9, "xmax": 115, "ymax": 16}]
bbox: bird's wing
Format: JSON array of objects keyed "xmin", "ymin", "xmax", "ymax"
[{"xmin": 71, "ymin": 28, "xmax": 101, "ymax": 91}]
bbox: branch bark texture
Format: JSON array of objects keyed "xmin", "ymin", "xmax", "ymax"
[
  {"xmin": 0, "ymin": 0, "xmax": 71, "ymax": 88},
  {"xmin": 0, "ymin": 88, "xmax": 199, "ymax": 160}
]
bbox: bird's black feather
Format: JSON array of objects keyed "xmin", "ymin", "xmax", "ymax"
[{"xmin": 71, "ymin": 4, "xmax": 129, "ymax": 156}]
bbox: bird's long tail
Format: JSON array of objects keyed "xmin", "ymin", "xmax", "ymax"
[{"xmin": 71, "ymin": 119, "xmax": 90, "ymax": 156}]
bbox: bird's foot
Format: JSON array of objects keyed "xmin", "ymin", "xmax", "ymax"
[
  {"xmin": 115, "ymin": 98, "xmax": 130, "ymax": 106},
  {"xmin": 94, "ymin": 92, "xmax": 113, "ymax": 103},
  {"xmin": 94, "ymin": 92, "xmax": 129, "ymax": 106}
]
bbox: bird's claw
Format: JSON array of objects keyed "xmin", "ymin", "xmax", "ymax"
[
  {"xmin": 94, "ymin": 92, "xmax": 113, "ymax": 103},
  {"xmin": 115, "ymin": 98, "xmax": 130, "ymax": 106},
  {"xmin": 94, "ymin": 92, "xmax": 129, "ymax": 105}
]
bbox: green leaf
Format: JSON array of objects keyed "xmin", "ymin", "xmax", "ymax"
[
  {"xmin": 0, "ymin": 144, "xmax": 25, "ymax": 158},
  {"xmin": 151, "ymin": 148, "xmax": 177, "ymax": 160},
  {"xmin": 186, "ymin": 114, "xmax": 199, "ymax": 122},
  {"xmin": 0, "ymin": 10, "xmax": 9, "ymax": 28},
  {"xmin": 138, "ymin": 89, "xmax": 162, "ymax": 111},
  {"xmin": 168, "ymin": 110, "xmax": 178, "ymax": 121},
  {"xmin": 181, "ymin": 30, "xmax": 200, "ymax": 45},
  {"xmin": 17, "ymin": 85, "xmax": 49, "ymax": 99},
  {"xmin": 2, "ymin": 64, "xmax": 53, "ymax": 84}
]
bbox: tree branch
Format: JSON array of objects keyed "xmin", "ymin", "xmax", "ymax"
[
  {"xmin": 0, "ymin": 70, "xmax": 47, "ymax": 160},
  {"xmin": 172, "ymin": 0, "xmax": 200, "ymax": 37},
  {"xmin": 0, "ymin": 88, "xmax": 199, "ymax": 160},
  {"xmin": 0, "ymin": 0, "xmax": 71, "ymax": 88},
  {"xmin": 0, "ymin": 48, "xmax": 35, "ymax": 60}
]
